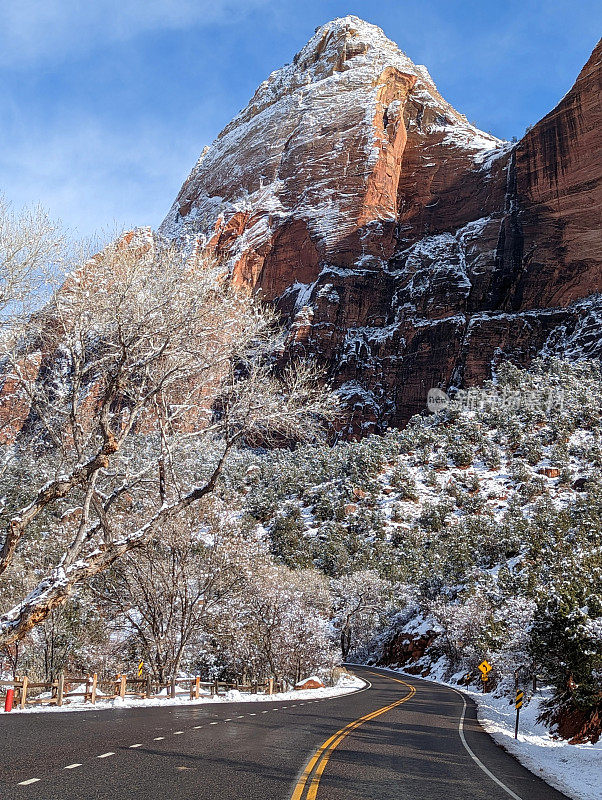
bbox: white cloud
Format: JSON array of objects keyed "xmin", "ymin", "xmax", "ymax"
[
  {"xmin": 0, "ymin": 115, "xmax": 207, "ymax": 238},
  {"xmin": 0, "ymin": 0, "xmax": 268, "ymax": 67}
]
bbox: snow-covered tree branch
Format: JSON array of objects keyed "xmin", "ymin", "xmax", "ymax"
[{"xmin": 0, "ymin": 224, "xmax": 337, "ymax": 646}]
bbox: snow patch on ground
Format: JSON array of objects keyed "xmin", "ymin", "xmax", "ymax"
[
  {"xmin": 476, "ymin": 690, "xmax": 602, "ymax": 800},
  {"xmin": 383, "ymin": 666, "xmax": 601, "ymax": 800}
]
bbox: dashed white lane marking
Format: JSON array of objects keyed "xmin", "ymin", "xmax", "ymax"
[{"xmin": 15, "ymin": 692, "xmax": 353, "ymax": 790}]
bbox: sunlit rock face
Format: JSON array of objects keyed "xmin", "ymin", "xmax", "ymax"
[{"xmin": 161, "ymin": 18, "xmax": 602, "ymax": 433}]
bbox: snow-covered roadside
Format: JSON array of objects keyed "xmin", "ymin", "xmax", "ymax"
[
  {"xmin": 1, "ymin": 673, "xmax": 366, "ymax": 716},
  {"xmin": 476, "ymin": 689, "xmax": 601, "ymax": 800},
  {"xmin": 381, "ymin": 666, "xmax": 601, "ymax": 800}
]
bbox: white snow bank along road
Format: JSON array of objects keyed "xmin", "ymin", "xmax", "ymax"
[
  {"xmin": 476, "ymin": 689, "xmax": 601, "ymax": 800},
  {"xmin": 1, "ymin": 674, "xmax": 366, "ymax": 715},
  {"xmin": 382, "ymin": 666, "xmax": 600, "ymax": 800}
]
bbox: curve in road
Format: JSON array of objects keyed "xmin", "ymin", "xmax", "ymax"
[{"xmin": 0, "ymin": 666, "xmax": 571, "ymax": 800}]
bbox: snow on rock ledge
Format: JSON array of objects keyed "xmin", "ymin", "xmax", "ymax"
[
  {"xmin": 157, "ymin": 19, "xmax": 602, "ymax": 434},
  {"xmin": 160, "ymin": 15, "xmax": 503, "ymax": 299}
]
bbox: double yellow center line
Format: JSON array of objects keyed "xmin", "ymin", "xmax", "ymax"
[{"xmin": 291, "ymin": 673, "xmax": 416, "ymax": 800}]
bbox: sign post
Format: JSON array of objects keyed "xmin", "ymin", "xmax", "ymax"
[
  {"xmin": 514, "ymin": 690, "xmax": 524, "ymax": 739},
  {"xmin": 477, "ymin": 660, "xmax": 492, "ymax": 692}
]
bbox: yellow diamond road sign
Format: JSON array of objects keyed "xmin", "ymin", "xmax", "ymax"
[{"xmin": 478, "ymin": 660, "xmax": 492, "ymax": 674}]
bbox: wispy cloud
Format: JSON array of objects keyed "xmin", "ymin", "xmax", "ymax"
[
  {"xmin": 0, "ymin": 115, "xmax": 206, "ymax": 238},
  {"xmin": 1, "ymin": 0, "xmax": 598, "ymax": 240},
  {"xmin": 0, "ymin": 0, "xmax": 268, "ymax": 67}
]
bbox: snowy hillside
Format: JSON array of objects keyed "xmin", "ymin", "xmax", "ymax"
[{"xmin": 232, "ymin": 359, "xmax": 602, "ymax": 744}]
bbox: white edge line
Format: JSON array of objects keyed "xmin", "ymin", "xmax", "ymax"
[
  {"xmin": 359, "ymin": 666, "xmax": 526, "ymax": 800},
  {"xmin": 451, "ymin": 689, "xmax": 523, "ymax": 800}
]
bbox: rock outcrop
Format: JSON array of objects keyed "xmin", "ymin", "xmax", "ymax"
[
  {"xmin": 159, "ymin": 17, "xmax": 602, "ymax": 432},
  {"xmin": 378, "ymin": 628, "xmax": 439, "ymax": 676},
  {"xmin": 87, "ymin": 22, "xmax": 579, "ymax": 429}
]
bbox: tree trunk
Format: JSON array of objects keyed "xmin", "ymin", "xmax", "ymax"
[{"xmin": 341, "ymin": 627, "xmax": 352, "ymax": 659}]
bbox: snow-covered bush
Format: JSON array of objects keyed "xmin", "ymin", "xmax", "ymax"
[{"xmin": 230, "ymin": 359, "xmax": 602, "ymax": 739}]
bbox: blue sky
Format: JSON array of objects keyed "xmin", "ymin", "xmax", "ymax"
[{"xmin": 0, "ymin": 1, "xmax": 599, "ymax": 240}]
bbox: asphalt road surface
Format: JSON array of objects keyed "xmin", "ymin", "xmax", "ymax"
[{"xmin": 0, "ymin": 667, "xmax": 572, "ymax": 800}]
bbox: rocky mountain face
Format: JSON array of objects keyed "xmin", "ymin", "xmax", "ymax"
[{"xmin": 164, "ymin": 18, "xmax": 599, "ymax": 431}]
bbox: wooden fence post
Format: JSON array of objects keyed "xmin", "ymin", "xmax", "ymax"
[
  {"xmin": 91, "ymin": 673, "xmax": 98, "ymax": 705},
  {"xmin": 268, "ymin": 677, "xmax": 274, "ymax": 695},
  {"xmin": 170, "ymin": 675, "xmax": 176, "ymax": 699},
  {"xmin": 19, "ymin": 676, "xmax": 28, "ymax": 709},
  {"xmin": 57, "ymin": 673, "xmax": 64, "ymax": 706},
  {"xmin": 120, "ymin": 674, "xmax": 127, "ymax": 700},
  {"xmin": 146, "ymin": 674, "xmax": 152, "ymax": 698},
  {"xmin": 213, "ymin": 678, "xmax": 219, "ymax": 697},
  {"xmin": 195, "ymin": 676, "xmax": 200, "ymax": 700}
]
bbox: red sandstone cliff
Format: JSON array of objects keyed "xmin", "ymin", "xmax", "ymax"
[
  {"xmin": 159, "ymin": 18, "xmax": 602, "ymax": 432},
  {"xmin": 3, "ymin": 18, "xmax": 598, "ymax": 440}
]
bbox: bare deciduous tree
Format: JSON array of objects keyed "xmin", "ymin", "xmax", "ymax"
[
  {"xmin": 0, "ymin": 197, "xmax": 63, "ymax": 322},
  {"xmin": 331, "ymin": 570, "xmax": 394, "ymax": 659},
  {"xmin": 94, "ymin": 503, "xmax": 259, "ymax": 683},
  {"xmin": 212, "ymin": 563, "xmax": 335, "ymax": 684},
  {"xmin": 0, "ymin": 221, "xmax": 337, "ymax": 646}
]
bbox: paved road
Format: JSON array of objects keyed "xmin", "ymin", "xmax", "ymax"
[{"xmin": 0, "ymin": 667, "xmax": 571, "ymax": 800}]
